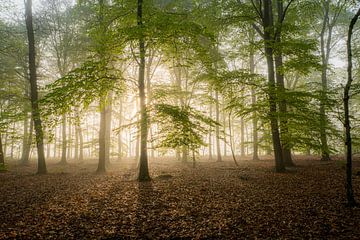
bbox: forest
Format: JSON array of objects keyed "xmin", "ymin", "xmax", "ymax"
[{"xmin": 1, "ymin": 0, "xmax": 360, "ymax": 239}]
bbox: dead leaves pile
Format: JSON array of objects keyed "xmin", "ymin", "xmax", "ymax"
[{"xmin": 0, "ymin": 157, "xmax": 359, "ymax": 239}]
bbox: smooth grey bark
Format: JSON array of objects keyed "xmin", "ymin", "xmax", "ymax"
[
  {"xmin": 21, "ymin": 115, "xmax": 33, "ymax": 164},
  {"xmin": 137, "ymin": 0, "xmax": 150, "ymax": 181},
  {"xmin": 118, "ymin": 99, "xmax": 123, "ymax": 161},
  {"xmin": 146, "ymin": 51, "xmax": 154, "ymax": 159},
  {"xmin": 274, "ymin": 0, "xmax": 294, "ymax": 167},
  {"xmin": 262, "ymin": 0, "xmax": 285, "ymax": 172},
  {"xmin": 105, "ymin": 92, "xmax": 113, "ymax": 165},
  {"xmin": 208, "ymin": 101, "xmax": 213, "ymax": 160},
  {"xmin": 318, "ymin": 0, "xmax": 344, "ymax": 161},
  {"xmin": 249, "ymin": 47, "xmax": 259, "ymax": 160},
  {"xmin": 343, "ymin": 7, "xmax": 360, "ymax": 207},
  {"xmin": 240, "ymin": 117, "xmax": 245, "ymax": 157},
  {"xmin": 97, "ymin": 97, "xmax": 107, "ymax": 173},
  {"xmin": 96, "ymin": 0, "xmax": 107, "ymax": 174},
  {"xmin": 0, "ymin": 134, "xmax": 4, "ymax": 165},
  {"xmin": 319, "ymin": 0, "xmax": 332, "ymax": 161},
  {"xmin": 25, "ymin": 0, "xmax": 47, "ymax": 174},
  {"xmin": 228, "ymin": 112, "xmax": 239, "ymax": 166},
  {"xmin": 60, "ymin": 114, "xmax": 67, "ymax": 164},
  {"xmin": 78, "ymin": 122, "xmax": 84, "ymax": 162},
  {"xmin": 223, "ymin": 112, "xmax": 227, "ymax": 157},
  {"xmin": 215, "ymin": 90, "xmax": 222, "ymax": 162}
]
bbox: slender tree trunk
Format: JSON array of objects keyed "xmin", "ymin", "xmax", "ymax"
[
  {"xmin": 215, "ymin": 90, "xmax": 222, "ymax": 162},
  {"xmin": 319, "ymin": 0, "xmax": 331, "ymax": 161},
  {"xmin": 137, "ymin": 0, "xmax": 150, "ymax": 181},
  {"xmin": 228, "ymin": 113, "xmax": 239, "ymax": 166},
  {"xmin": 78, "ymin": 123, "xmax": 84, "ymax": 162},
  {"xmin": 250, "ymin": 50, "xmax": 259, "ymax": 160},
  {"xmin": 223, "ymin": 112, "xmax": 227, "ymax": 157},
  {"xmin": 53, "ymin": 126, "xmax": 57, "ymax": 158},
  {"xmin": 343, "ymin": 8, "xmax": 360, "ymax": 207},
  {"xmin": 67, "ymin": 119, "xmax": 72, "ymax": 160},
  {"xmin": 60, "ymin": 114, "xmax": 67, "ymax": 164},
  {"xmin": 21, "ymin": 115, "xmax": 32, "ymax": 164},
  {"xmin": 25, "ymin": 0, "xmax": 47, "ymax": 174},
  {"xmin": 97, "ymin": 97, "xmax": 107, "ymax": 173},
  {"xmin": 262, "ymin": 0, "xmax": 284, "ymax": 172},
  {"xmin": 0, "ymin": 134, "xmax": 4, "ymax": 165},
  {"xmin": 240, "ymin": 117, "xmax": 245, "ymax": 157},
  {"xmin": 208, "ymin": 102, "xmax": 213, "ymax": 160},
  {"xmin": 105, "ymin": 92, "xmax": 113, "ymax": 165},
  {"xmin": 75, "ymin": 120, "xmax": 79, "ymax": 161},
  {"xmin": 146, "ymin": 53, "xmax": 154, "ymax": 159},
  {"xmin": 118, "ymin": 99, "xmax": 123, "ymax": 161},
  {"xmin": 135, "ymin": 99, "xmax": 140, "ymax": 159}
]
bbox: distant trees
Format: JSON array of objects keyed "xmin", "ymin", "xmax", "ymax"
[{"xmin": 1, "ymin": 0, "xmax": 360, "ymax": 186}]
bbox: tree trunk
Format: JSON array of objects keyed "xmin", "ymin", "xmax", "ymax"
[
  {"xmin": 78, "ymin": 123, "xmax": 84, "ymax": 162},
  {"xmin": 240, "ymin": 117, "xmax": 245, "ymax": 157},
  {"xmin": 249, "ymin": 49, "xmax": 259, "ymax": 160},
  {"xmin": 208, "ymin": 102, "xmax": 213, "ymax": 160},
  {"xmin": 0, "ymin": 134, "xmax": 4, "ymax": 165},
  {"xmin": 137, "ymin": 0, "xmax": 150, "ymax": 181},
  {"xmin": 118, "ymin": 99, "xmax": 123, "ymax": 161},
  {"xmin": 21, "ymin": 115, "xmax": 33, "ymax": 164},
  {"xmin": 215, "ymin": 90, "xmax": 222, "ymax": 162},
  {"xmin": 60, "ymin": 114, "xmax": 67, "ymax": 164},
  {"xmin": 25, "ymin": 0, "xmax": 47, "ymax": 174},
  {"xmin": 105, "ymin": 92, "xmax": 113, "ymax": 165},
  {"xmin": 97, "ymin": 97, "xmax": 107, "ymax": 173},
  {"xmin": 274, "ymin": 0, "xmax": 294, "ymax": 167},
  {"xmin": 223, "ymin": 112, "xmax": 227, "ymax": 157},
  {"xmin": 343, "ymin": 8, "xmax": 360, "ymax": 207},
  {"xmin": 146, "ymin": 52, "xmax": 154, "ymax": 159},
  {"xmin": 262, "ymin": 0, "xmax": 284, "ymax": 172},
  {"xmin": 319, "ymin": 0, "xmax": 332, "ymax": 161}
]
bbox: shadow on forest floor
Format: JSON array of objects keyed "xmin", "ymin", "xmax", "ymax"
[{"xmin": 0, "ymin": 156, "xmax": 360, "ymax": 239}]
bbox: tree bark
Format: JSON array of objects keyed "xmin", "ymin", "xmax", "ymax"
[
  {"xmin": 208, "ymin": 101, "xmax": 213, "ymax": 160},
  {"xmin": 60, "ymin": 114, "xmax": 67, "ymax": 164},
  {"xmin": 118, "ymin": 99, "xmax": 123, "ymax": 161},
  {"xmin": 105, "ymin": 92, "xmax": 113, "ymax": 165},
  {"xmin": 240, "ymin": 117, "xmax": 245, "ymax": 157},
  {"xmin": 343, "ymin": 7, "xmax": 360, "ymax": 207},
  {"xmin": 319, "ymin": 0, "xmax": 332, "ymax": 161},
  {"xmin": 137, "ymin": 0, "xmax": 150, "ymax": 181},
  {"xmin": 0, "ymin": 134, "xmax": 4, "ymax": 165},
  {"xmin": 215, "ymin": 90, "xmax": 222, "ymax": 162},
  {"xmin": 25, "ymin": 0, "xmax": 47, "ymax": 174},
  {"xmin": 274, "ymin": 0, "xmax": 294, "ymax": 167},
  {"xmin": 249, "ymin": 47, "xmax": 259, "ymax": 160},
  {"xmin": 262, "ymin": 0, "xmax": 285, "ymax": 172},
  {"xmin": 97, "ymin": 97, "xmax": 107, "ymax": 173},
  {"xmin": 21, "ymin": 115, "xmax": 33, "ymax": 164}
]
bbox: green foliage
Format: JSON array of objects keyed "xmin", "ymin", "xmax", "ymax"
[
  {"xmin": 153, "ymin": 103, "xmax": 217, "ymax": 152},
  {"xmin": 41, "ymin": 58, "xmax": 123, "ymax": 117}
]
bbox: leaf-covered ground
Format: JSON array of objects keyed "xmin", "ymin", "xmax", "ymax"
[{"xmin": 1, "ymin": 156, "xmax": 360, "ymax": 239}]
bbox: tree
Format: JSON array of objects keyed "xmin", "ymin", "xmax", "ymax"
[
  {"xmin": 343, "ymin": 6, "xmax": 360, "ymax": 207},
  {"xmin": 261, "ymin": 0, "xmax": 285, "ymax": 172},
  {"xmin": 137, "ymin": 0, "xmax": 150, "ymax": 181},
  {"xmin": 25, "ymin": 0, "xmax": 47, "ymax": 174},
  {"xmin": 318, "ymin": 0, "xmax": 347, "ymax": 161}
]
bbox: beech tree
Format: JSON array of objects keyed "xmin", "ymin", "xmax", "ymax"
[
  {"xmin": 343, "ymin": 6, "xmax": 360, "ymax": 207},
  {"xmin": 25, "ymin": 0, "xmax": 47, "ymax": 174}
]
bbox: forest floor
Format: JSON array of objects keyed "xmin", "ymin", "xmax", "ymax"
[{"xmin": 1, "ymin": 156, "xmax": 360, "ymax": 239}]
